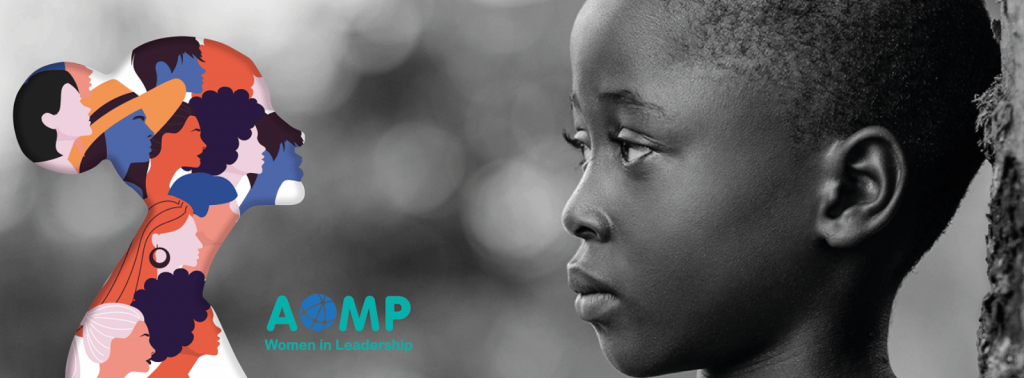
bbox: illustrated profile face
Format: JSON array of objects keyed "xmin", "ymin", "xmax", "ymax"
[
  {"xmin": 186, "ymin": 308, "xmax": 221, "ymax": 356},
  {"xmin": 13, "ymin": 69, "xmax": 93, "ymax": 174},
  {"xmin": 226, "ymin": 126, "xmax": 266, "ymax": 175},
  {"xmin": 267, "ymin": 141, "xmax": 303, "ymax": 182},
  {"xmin": 106, "ymin": 320, "xmax": 155, "ymax": 374},
  {"xmin": 157, "ymin": 115, "xmax": 205, "ymax": 170},
  {"xmin": 151, "ymin": 215, "xmax": 202, "ymax": 274},
  {"xmin": 104, "ymin": 109, "xmax": 154, "ymax": 166},
  {"xmin": 133, "ymin": 36, "xmax": 206, "ymax": 93},
  {"xmin": 241, "ymin": 113, "xmax": 305, "ymax": 212},
  {"xmin": 164, "ymin": 53, "xmax": 205, "ymax": 94},
  {"xmin": 41, "ymin": 83, "xmax": 92, "ymax": 139},
  {"xmin": 78, "ymin": 303, "xmax": 153, "ymax": 375}
]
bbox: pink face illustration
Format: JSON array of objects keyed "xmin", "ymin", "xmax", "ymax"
[
  {"xmin": 151, "ymin": 215, "xmax": 202, "ymax": 274},
  {"xmin": 106, "ymin": 320, "xmax": 155, "ymax": 374},
  {"xmin": 41, "ymin": 83, "xmax": 92, "ymax": 140},
  {"xmin": 79, "ymin": 303, "xmax": 153, "ymax": 378},
  {"xmin": 226, "ymin": 126, "xmax": 266, "ymax": 175}
]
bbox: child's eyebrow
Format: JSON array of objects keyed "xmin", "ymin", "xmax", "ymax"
[
  {"xmin": 568, "ymin": 91, "xmax": 664, "ymax": 115},
  {"xmin": 600, "ymin": 90, "xmax": 664, "ymax": 114}
]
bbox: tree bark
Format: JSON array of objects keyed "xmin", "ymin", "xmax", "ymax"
[{"xmin": 978, "ymin": 2, "xmax": 1024, "ymax": 377}]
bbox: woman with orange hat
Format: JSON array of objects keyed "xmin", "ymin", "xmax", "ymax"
[{"xmin": 72, "ymin": 78, "xmax": 185, "ymax": 178}]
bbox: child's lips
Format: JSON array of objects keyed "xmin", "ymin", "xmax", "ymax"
[
  {"xmin": 575, "ymin": 292, "xmax": 619, "ymax": 322},
  {"xmin": 568, "ymin": 266, "xmax": 620, "ymax": 322}
]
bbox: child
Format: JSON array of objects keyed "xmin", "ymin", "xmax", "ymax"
[{"xmin": 560, "ymin": 1, "xmax": 999, "ymax": 377}]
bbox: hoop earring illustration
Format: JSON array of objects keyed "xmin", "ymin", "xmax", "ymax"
[{"xmin": 150, "ymin": 247, "xmax": 170, "ymax": 269}]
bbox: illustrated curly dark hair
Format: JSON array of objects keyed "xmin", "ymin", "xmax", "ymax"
[
  {"xmin": 130, "ymin": 268, "xmax": 210, "ymax": 362},
  {"xmin": 188, "ymin": 87, "xmax": 265, "ymax": 175}
]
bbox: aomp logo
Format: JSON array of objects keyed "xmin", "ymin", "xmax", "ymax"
[
  {"xmin": 267, "ymin": 294, "xmax": 410, "ymax": 332},
  {"xmin": 264, "ymin": 295, "xmax": 413, "ymax": 353}
]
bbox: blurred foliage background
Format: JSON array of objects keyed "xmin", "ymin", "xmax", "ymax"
[{"xmin": 0, "ymin": 0, "xmax": 1002, "ymax": 377}]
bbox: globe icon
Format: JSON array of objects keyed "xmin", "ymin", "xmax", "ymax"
[{"xmin": 299, "ymin": 294, "xmax": 337, "ymax": 331}]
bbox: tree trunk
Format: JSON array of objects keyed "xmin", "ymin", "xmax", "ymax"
[{"xmin": 978, "ymin": 2, "xmax": 1024, "ymax": 377}]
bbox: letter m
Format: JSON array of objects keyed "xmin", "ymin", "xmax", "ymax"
[{"xmin": 339, "ymin": 296, "xmax": 379, "ymax": 331}]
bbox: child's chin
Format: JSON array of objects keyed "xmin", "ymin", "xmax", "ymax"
[{"xmin": 597, "ymin": 329, "xmax": 691, "ymax": 377}]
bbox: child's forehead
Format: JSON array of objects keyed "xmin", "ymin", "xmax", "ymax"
[
  {"xmin": 571, "ymin": 1, "xmax": 716, "ymax": 98},
  {"xmin": 574, "ymin": 0, "xmax": 682, "ymax": 44},
  {"xmin": 572, "ymin": 0, "xmax": 706, "ymax": 75}
]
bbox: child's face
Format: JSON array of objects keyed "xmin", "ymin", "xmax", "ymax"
[{"xmin": 564, "ymin": 0, "xmax": 829, "ymax": 375}]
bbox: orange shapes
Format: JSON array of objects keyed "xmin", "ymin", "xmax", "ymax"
[{"xmin": 197, "ymin": 39, "xmax": 262, "ymax": 98}]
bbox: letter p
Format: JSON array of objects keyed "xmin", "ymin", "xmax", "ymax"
[{"xmin": 384, "ymin": 296, "xmax": 410, "ymax": 331}]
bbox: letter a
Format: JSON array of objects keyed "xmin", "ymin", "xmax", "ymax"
[{"xmin": 267, "ymin": 295, "xmax": 298, "ymax": 331}]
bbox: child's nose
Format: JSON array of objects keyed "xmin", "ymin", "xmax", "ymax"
[{"xmin": 561, "ymin": 177, "xmax": 611, "ymax": 243}]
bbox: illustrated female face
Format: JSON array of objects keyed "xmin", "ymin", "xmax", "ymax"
[
  {"xmin": 161, "ymin": 116, "xmax": 205, "ymax": 168},
  {"xmin": 237, "ymin": 112, "xmax": 308, "ymax": 213},
  {"xmin": 172, "ymin": 53, "xmax": 206, "ymax": 94},
  {"xmin": 152, "ymin": 215, "xmax": 202, "ymax": 274},
  {"xmin": 238, "ymin": 140, "xmax": 304, "ymax": 214},
  {"xmin": 260, "ymin": 142, "xmax": 303, "ymax": 191},
  {"xmin": 186, "ymin": 308, "xmax": 221, "ymax": 356},
  {"xmin": 40, "ymin": 83, "xmax": 91, "ymax": 139},
  {"xmin": 106, "ymin": 320, "xmax": 154, "ymax": 373},
  {"xmin": 105, "ymin": 109, "xmax": 154, "ymax": 164},
  {"xmin": 228, "ymin": 126, "xmax": 265, "ymax": 174},
  {"xmin": 562, "ymin": 1, "xmax": 822, "ymax": 375},
  {"xmin": 272, "ymin": 142, "xmax": 303, "ymax": 182},
  {"xmin": 65, "ymin": 62, "xmax": 93, "ymax": 98}
]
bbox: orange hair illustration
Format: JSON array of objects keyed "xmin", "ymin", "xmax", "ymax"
[
  {"xmin": 195, "ymin": 39, "xmax": 261, "ymax": 97},
  {"xmin": 84, "ymin": 198, "xmax": 194, "ymax": 314}
]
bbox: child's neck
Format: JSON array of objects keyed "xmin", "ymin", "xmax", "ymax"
[{"xmin": 700, "ymin": 291, "xmax": 897, "ymax": 378}]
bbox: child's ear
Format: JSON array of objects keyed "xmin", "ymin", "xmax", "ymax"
[{"xmin": 815, "ymin": 126, "xmax": 906, "ymax": 248}]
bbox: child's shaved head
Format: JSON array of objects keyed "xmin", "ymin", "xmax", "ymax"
[{"xmin": 664, "ymin": 0, "xmax": 999, "ymax": 277}]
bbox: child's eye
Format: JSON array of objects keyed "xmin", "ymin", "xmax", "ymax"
[
  {"xmin": 619, "ymin": 141, "xmax": 652, "ymax": 163},
  {"xmin": 614, "ymin": 128, "xmax": 653, "ymax": 164},
  {"xmin": 562, "ymin": 129, "xmax": 593, "ymax": 168}
]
